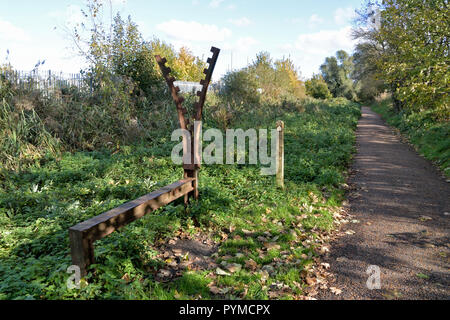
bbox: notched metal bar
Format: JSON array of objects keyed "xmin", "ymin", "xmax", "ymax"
[
  {"xmin": 194, "ymin": 47, "xmax": 220, "ymax": 121},
  {"xmin": 155, "ymin": 55, "xmax": 188, "ymax": 130}
]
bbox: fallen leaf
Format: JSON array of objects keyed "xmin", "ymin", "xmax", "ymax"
[
  {"xmin": 259, "ymin": 270, "xmax": 269, "ymax": 282},
  {"xmin": 121, "ymin": 273, "xmax": 130, "ymax": 283},
  {"xmin": 216, "ymin": 268, "xmax": 231, "ymax": 276},
  {"xmin": 321, "ymin": 263, "xmax": 330, "ymax": 269},
  {"xmin": 245, "ymin": 259, "xmax": 258, "ymax": 271},
  {"xmin": 157, "ymin": 269, "xmax": 171, "ymax": 278},
  {"xmin": 264, "ymin": 242, "xmax": 281, "ymax": 250},
  {"xmin": 330, "ymin": 287, "xmax": 342, "ymax": 295},
  {"xmin": 241, "ymin": 287, "xmax": 249, "ymax": 298},
  {"xmin": 320, "ymin": 246, "xmax": 330, "ymax": 253},
  {"xmin": 226, "ymin": 263, "xmax": 242, "ymax": 273},
  {"xmin": 306, "ymin": 277, "xmax": 316, "ymax": 286},
  {"xmin": 209, "ymin": 286, "xmax": 221, "ymax": 295}
]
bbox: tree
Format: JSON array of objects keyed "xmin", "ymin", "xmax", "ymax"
[
  {"xmin": 352, "ymin": 42, "xmax": 385, "ymax": 101},
  {"xmin": 353, "ymin": 0, "xmax": 449, "ymax": 118},
  {"xmin": 172, "ymin": 47, "xmax": 207, "ymax": 82},
  {"xmin": 320, "ymin": 50, "xmax": 356, "ymax": 100},
  {"xmin": 274, "ymin": 58, "xmax": 306, "ymax": 99},
  {"xmin": 220, "ymin": 68, "xmax": 260, "ymax": 107},
  {"xmin": 69, "ymin": 1, "xmax": 209, "ymax": 99},
  {"xmin": 305, "ymin": 74, "xmax": 332, "ymax": 99}
]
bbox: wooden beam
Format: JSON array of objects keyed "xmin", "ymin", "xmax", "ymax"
[
  {"xmin": 276, "ymin": 120, "xmax": 285, "ymax": 189},
  {"xmin": 69, "ymin": 178, "xmax": 195, "ymax": 276}
]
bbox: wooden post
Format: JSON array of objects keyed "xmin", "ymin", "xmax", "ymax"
[
  {"xmin": 276, "ymin": 120, "xmax": 285, "ymax": 189},
  {"xmin": 69, "ymin": 179, "xmax": 195, "ymax": 275},
  {"xmin": 69, "ymin": 229, "xmax": 95, "ymax": 277},
  {"xmin": 184, "ymin": 125, "xmax": 200, "ymax": 204}
]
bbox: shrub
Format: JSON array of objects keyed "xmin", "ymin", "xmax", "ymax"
[{"xmin": 305, "ymin": 75, "xmax": 332, "ymax": 100}]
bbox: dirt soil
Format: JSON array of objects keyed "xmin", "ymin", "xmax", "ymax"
[{"xmin": 318, "ymin": 107, "xmax": 450, "ymax": 300}]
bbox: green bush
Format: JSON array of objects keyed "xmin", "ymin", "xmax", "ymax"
[
  {"xmin": 305, "ymin": 75, "xmax": 332, "ymax": 100},
  {"xmin": 372, "ymin": 99, "xmax": 450, "ymax": 177}
]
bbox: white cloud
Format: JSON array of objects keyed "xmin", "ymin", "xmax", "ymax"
[
  {"xmin": 236, "ymin": 37, "xmax": 258, "ymax": 50},
  {"xmin": 0, "ymin": 19, "xmax": 30, "ymax": 42},
  {"xmin": 287, "ymin": 15, "xmax": 323, "ymax": 28},
  {"xmin": 309, "ymin": 14, "xmax": 324, "ymax": 27},
  {"xmin": 102, "ymin": 0, "xmax": 127, "ymax": 5},
  {"xmin": 294, "ymin": 26, "xmax": 355, "ymax": 56},
  {"xmin": 209, "ymin": 0, "xmax": 225, "ymax": 8},
  {"xmin": 281, "ymin": 26, "xmax": 357, "ymax": 78},
  {"xmin": 286, "ymin": 17, "xmax": 304, "ymax": 25},
  {"xmin": 334, "ymin": 7, "xmax": 356, "ymax": 26},
  {"xmin": 228, "ymin": 17, "xmax": 251, "ymax": 27},
  {"xmin": 156, "ymin": 20, "xmax": 232, "ymax": 43}
]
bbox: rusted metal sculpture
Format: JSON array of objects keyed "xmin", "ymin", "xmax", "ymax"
[
  {"xmin": 155, "ymin": 46, "xmax": 220, "ymax": 203},
  {"xmin": 69, "ymin": 47, "xmax": 220, "ymax": 277}
]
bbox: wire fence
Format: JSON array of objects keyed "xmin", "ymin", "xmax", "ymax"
[
  {"xmin": 0, "ymin": 69, "xmax": 224, "ymax": 96},
  {"xmin": 0, "ymin": 69, "xmax": 92, "ymax": 95}
]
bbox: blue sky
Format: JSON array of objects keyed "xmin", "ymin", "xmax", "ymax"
[{"xmin": 0, "ymin": 0, "xmax": 363, "ymax": 80}]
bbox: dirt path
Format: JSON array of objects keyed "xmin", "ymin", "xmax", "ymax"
[{"xmin": 318, "ymin": 107, "xmax": 450, "ymax": 300}]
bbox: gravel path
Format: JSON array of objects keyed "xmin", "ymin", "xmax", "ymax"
[{"xmin": 318, "ymin": 107, "xmax": 450, "ymax": 300}]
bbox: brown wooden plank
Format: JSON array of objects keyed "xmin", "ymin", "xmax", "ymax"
[
  {"xmin": 69, "ymin": 178, "xmax": 195, "ymax": 241},
  {"xmin": 69, "ymin": 229, "xmax": 94, "ymax": 277}
]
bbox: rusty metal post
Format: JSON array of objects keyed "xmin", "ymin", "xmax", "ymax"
[{"xmin": 156, "ymin": 47, "xmax": 220, "ymax": 204}]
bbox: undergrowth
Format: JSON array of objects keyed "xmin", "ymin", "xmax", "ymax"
[
  {"xmin": 371, "ymin": 99, "xmax": 449, "ymax": 178},
  {"xmin": 0, "ymin": 98, "xmax": 360, "ymax": 300}
]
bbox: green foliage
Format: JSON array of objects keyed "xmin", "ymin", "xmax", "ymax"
[
  {"xmin": 372, "ymin": 99, "xmax": 450, "ymax": 177},
  {"xmin": 110, "ymin": 14, "xmax": 163, "ymax": 98},
  {"xmin": 220, "ymin": 69, "xmax": 260, "ymax": 107},
  {"xmin": 320, "ymin": 50, "xmax": 357, "ymax": 100},
  {"xmin": 351, "ymin": 43, "xmax": 385, "ymax": 102},
  {"xmin": 305, "ymin": 74, "xmax": 332, "ymax": 100},
  {"xmin": 219, "ymin": 52, "xmax": 306, "ymax": 110},
  {"xmin": 149, "ymin": 40, "xmax": 207, "ymax": 82},
  {"xmin": 0, "ymin": 99, "xmax": 360, "ymax": 300},
  {"xmin": 354, "ymin": 0, "xmax": 449, "ymax": 118}
]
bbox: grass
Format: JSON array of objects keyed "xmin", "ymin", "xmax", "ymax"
[
  {"xmin": 371, "ymin": 99, "xmax": 450, "ymax": 178},
  {"xmin": 0, "ymin": 98, "xmax": 360, "ymax": 300}
]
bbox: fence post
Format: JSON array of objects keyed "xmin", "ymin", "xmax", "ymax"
[
  {"xmin": 184, "ymin": 124, "xmax": 200, "ymax": 204},
  {"xmin": 276, "ymin": 120, "xmax": 285, "ymax": 189},
  {"xmin": 69, "ymin": 229, "xmax": 94, "ymax": 277}
]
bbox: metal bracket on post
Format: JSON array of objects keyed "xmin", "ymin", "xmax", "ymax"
[{"xmin": 156, "ymin": 47, "xmax": 220, "ymax": 204}]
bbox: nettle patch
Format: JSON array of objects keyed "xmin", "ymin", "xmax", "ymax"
[{"xmin": 0, "ymin": 99, "xmax": 360, "ymax": 300}]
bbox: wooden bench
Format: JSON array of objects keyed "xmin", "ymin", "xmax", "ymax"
[{"xmin": 69, "ymin": 178, "xmax": 195, "ymax": 276}]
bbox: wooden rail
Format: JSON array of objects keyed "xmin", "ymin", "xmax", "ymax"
[{"xmin": 69, "ymin": 178, "xmax": 195, "ymax": 276}]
